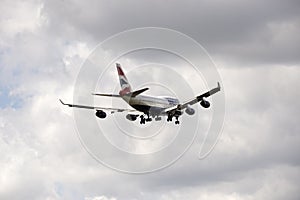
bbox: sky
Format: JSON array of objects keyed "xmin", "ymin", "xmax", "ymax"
[{"xmin": 0, "ymin": 0, "xmax": 300, "ymax": 199}]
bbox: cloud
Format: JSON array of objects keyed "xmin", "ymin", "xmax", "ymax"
[
  {"xmin": 41, "ymin": 0, "xmax": 300, "ymax": 65},
  {"xmin": 85, "ymin": 196, "xmax": 117, "ymax": 200}
]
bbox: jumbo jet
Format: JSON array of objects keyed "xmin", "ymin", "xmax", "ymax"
[{"xmin": 60, "ymin": 63, "xmax": 221, "ymax": 124}]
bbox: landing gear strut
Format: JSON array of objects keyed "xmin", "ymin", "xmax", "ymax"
[{"xmin": 167, "ymin": 115, "xmax": 172, "ymax": 122}]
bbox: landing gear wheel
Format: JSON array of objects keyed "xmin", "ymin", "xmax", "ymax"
[
  {"xmin": 140, "ymin": 116, "xmax": 146, "ymax": 124},
  {"xmin": 146, "ymin": 118, "xmax": 152, "ymax": 122},
  {"xmin": 167, "ymin": 115, "xmax": 172, "ymax": 122},
  {"xmin": 155, "ymin": 116, "xmax": 162, "ymax": 121}
]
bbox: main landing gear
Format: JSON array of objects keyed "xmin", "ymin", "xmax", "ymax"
[
  {"xmin": 140, "ymin": 114, "xmax": 180, "ymax": 125},
  {"xmin": 175, "ymin": 116, "xmax": 180, "ymax": 124},
  {"xmin": 140, "ymin": 115, "xmax": 146, "ymax": 124},
  {"xmin": 167, "ymin": 115, "xmax": 180, "ymax": 124},
  {"xmin": 140, "ymin": 115, "xmax": 152, "ymax": 124}
]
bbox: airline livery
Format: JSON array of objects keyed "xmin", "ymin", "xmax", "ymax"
[{"xmin": 60, "ymin": 63, "xmax": 221, "ymax": 124}]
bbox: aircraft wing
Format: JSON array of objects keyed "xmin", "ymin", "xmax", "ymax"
[
  {"xmin": 164, "ymin": 82, "xmax": 221, "ymax": 113},
  {"xmin": 59, "ymin": 99, "xmax": 138, "ymax": 113}
]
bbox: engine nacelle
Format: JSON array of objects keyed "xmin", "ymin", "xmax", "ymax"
[
  {"xmin": 200, "ymin": 100, "xmax": 210, "ymax": 108},
  {"xmin": 126, "ymin": 114, "xmax": 138, "ymax": 121},
  {"xmin": 95, "ymin": 110, "xmax": 107, "ymax": 119},
  {"xmin": 185, "ymin": 107, "xmax": 195, "ymax": 115}
]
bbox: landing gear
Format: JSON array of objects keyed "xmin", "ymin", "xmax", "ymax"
[
  {"xmin": 140, "ymin": 115, "xmax": 146, "ymax": 124},
  {"xmin": 140, "ymin": 114, "xmax": 180, "ymax": 125},
  {"xmin": 146, "ymin": 114, "xmax": 152, "ymax": 122},
  {"xmin": 166, "ymin": 114, "xmax": 180, "ymax": 124},
  {"xmin": 167, "ymin": 115, "xmax": 172, "ymax": 122},
  {"xmin": 175, "ymin": 116, "xmax": 180, "ymax": 125},
  {"xmin": 155, "ymin": 116, "xmax": 162, "ymax": 121},
  {"xmin": 140, "ymin": 114, "xmax": 152, "ymax": 124}
]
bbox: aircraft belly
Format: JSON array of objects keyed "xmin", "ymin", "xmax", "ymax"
[
  {"xmin": 130, "ymin": 104, "xmax": 165, "ymax": 115},
  {"xmin": 129, "ymin": 98, "xmax": 169, "ymax": 115}
]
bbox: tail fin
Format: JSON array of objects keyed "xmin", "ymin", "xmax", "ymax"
[{"xmin": 116, "ymin": 63, "xmax": 132, "ymax": 96}]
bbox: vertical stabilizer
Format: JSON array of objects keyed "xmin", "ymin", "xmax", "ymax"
[{"xmin": 116, "ymin": 63, "xmax": 132, "ymax": 96}]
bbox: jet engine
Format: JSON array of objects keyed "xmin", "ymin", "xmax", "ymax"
[
  {"xmin": 200, "ymin": 99, "xmax": 210, "ymax": 108},
  {"xmin": 95, "ymin": 110, "xmax": 107, "ymax": 119},
  {"xmin": 126, "ymin": 114, "xmax": 138, "ymax": 121},
  {"xmin": 185, "ymin": 106, "xmax": 195, "ymax": 115}
]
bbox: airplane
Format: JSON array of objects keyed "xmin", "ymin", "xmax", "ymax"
[{"xmin": 60, "ymin": 63, "xmax": 221, "ymax": 125}]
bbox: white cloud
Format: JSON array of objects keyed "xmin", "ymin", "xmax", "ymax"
[
  {"xmin": 0, "ymin": 0, "xmax": 45, "ymax": 38},
  {"xmin": 85, "ymin": 196, "xmax": 117, "ymax": 200}
]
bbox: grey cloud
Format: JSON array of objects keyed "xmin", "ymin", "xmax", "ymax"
[{"xmin": 42, "ymin": 0, "xmax": 300, "ymax": 65}]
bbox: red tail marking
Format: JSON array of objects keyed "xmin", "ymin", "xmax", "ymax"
[
  {"xmin": 119, "ymin": 87, "xmax": 131, "ymax": 96},
  {"xmin": 116, "ymin": 64, "xmax": 124, "ymax": 76}
]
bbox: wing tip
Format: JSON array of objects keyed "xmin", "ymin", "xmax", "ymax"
[{"xmin": 59, "ymin": 99, "xmax": 66, "ymax": 105}]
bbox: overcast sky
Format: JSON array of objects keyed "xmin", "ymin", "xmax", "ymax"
[{"xmin": 0, "ymin": 0, "xmax": 300, "ymax": 199}]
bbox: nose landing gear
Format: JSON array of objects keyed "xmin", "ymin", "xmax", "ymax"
[{"xmin": 155, "ymin": 116, "xmax": 162, "ymax": 121}]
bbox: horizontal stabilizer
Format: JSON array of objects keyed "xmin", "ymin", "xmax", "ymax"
[
  {"xmin": 92, "ymin": 93, "xmax": 121, "ymax": 97},
  {"xmin": 128, "ymin": 88, "xmax": 149, "ymax": 97}
]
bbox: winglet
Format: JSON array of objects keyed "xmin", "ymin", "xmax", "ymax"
[
  {"xmin": 59, "ymin": 99, "xmax": 66, "ymax": 105},
  {"xmin": 208, "ymin": 82, "xmax": 221, "ymax": 96}
]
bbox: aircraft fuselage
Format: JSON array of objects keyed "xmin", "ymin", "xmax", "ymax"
[{"xmin": 122, "ymin": 94, "xmax": 179, "ymax": 116}]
